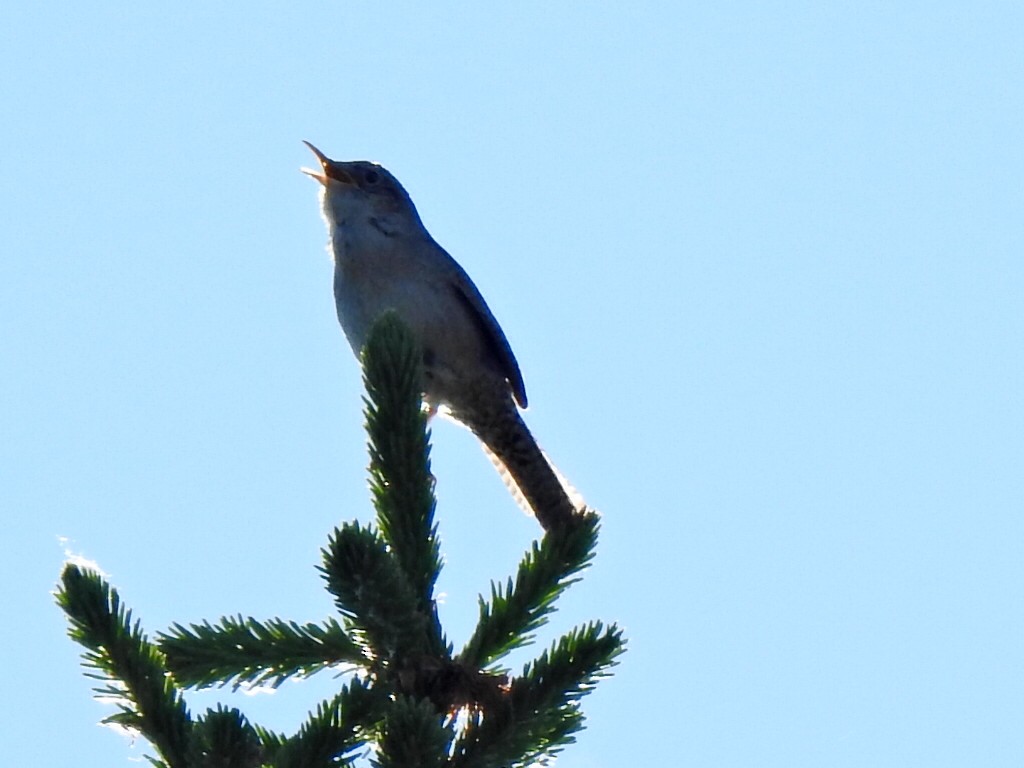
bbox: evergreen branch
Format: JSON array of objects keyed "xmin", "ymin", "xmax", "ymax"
[
  {"xmin": 459, "ymin": 511, "xmax": 600, "ymax": 669},
  {"xmin": 58, "ymin": 310, "xmax": 625, "ymax": 768},
  {"xmin": 362, "ymin": 312, "xmax": 444, "ymax": 629},
  {"xmin": 186, "ymin": 706, "xmax": 264, "ymax": 768},
  {"xmin": 375, "ymin": 696, "xmax": 452, "ymax": 768},
  {"xmin": 56, "ymin": 564, "xmax": 191, "ymax": 768},
  {"xmin": 252, "ymin": 724, "xmax": 288, "ymax": 755},
  {"xmin": 451, "ymin": 621, "xmax": 625, "ymax": 768},
  {"xmin": 159, "ymin": 616, "xmax": 365, "ymax": 690},
  {"xmin": 268, "ymin": 677, "xmax": 384, "ymax": 768},
  {"xmin": 320, "ymin": 521, "xmax": 431, "ymax": 661}
]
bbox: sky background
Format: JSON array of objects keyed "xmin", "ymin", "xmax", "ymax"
[{"xmin": 3, "ymin": 3, "xmax": 1022, "ymax": 766}]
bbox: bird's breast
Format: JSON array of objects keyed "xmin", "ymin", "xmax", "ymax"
[{"xmin": 332, "ymin": 249, "xmax": 506, "ymax": 410}]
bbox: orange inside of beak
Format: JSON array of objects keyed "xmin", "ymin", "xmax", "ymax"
[{"xmin": 301, "ymin": 141, "xmax": 354, "ymax": 185}]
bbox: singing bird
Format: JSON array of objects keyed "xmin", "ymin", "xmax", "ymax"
[{"xmin": 303, "ymin": 143, "xmax": 582, "ymax": 530}]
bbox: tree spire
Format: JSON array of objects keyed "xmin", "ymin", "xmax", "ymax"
[{"xmin": 58, "ymin": 313, "xmax": 624, "ymax": 767}]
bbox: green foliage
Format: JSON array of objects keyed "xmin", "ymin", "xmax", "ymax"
[
  {"xmin": 267, "ymin": 680, "xmax": 383, "ymax": 768},
  {"xmin": 58, "ymin": 312, "xmax": 624, "ymax": 767},
  {"xmin": 376, "ymin": 696, "xmax": 452, "ymax": 768},
  {"xmin": 57, "ymin": 565, "xmax": 191, "ymax": 768},
  {"xmin": 459, "ymin": 511, "xmax": 600, "ymax": 669},
  {"xmin": 186, "ymin": 707, "xmax": 264, "ymax": 768},
  {"xmin": 161, "ymin": 616, "xmax": 364, "ymax": 690},
  {"xmin": 362, "ymin": 314, "xmax": 443, "ymax": 618},
  {"xmin": 452, "ymin": 622, "xmax": 625, "ymax": 768},
  {"xmin": 320, "ymin": 521, "xmax": 434, "ymax": 661}
]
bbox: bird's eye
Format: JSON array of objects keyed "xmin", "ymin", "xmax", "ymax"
[{"xmin": 364, "ymin": 170, "xmax": 380, "ymax": 185}]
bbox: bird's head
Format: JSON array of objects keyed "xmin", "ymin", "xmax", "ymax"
[{"xmin": 302, "ymin": 142, "xmax": 423, "ymax": 241}]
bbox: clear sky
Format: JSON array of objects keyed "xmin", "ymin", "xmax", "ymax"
[{"xmin": 3, "ymin": 3, "xmax": 1021, "ymax": 766}]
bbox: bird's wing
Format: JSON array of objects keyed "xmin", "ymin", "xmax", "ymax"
[{"xmin": 446, "ymin": 260, "xmax": 528, "ymax": 409}]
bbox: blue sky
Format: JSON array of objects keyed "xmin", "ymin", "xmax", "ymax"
[{"xmin": 3, "ymin": 3, "xmax": 1022, "ymax": 766}]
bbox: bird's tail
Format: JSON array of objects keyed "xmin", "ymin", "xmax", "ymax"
[
  {"xmin": 472, "ymin": 407, "xmax": 585, "ymax": 531},
  {"xmin": 482, "ymin": 442, "xmax": 586, "ymax": 522}
]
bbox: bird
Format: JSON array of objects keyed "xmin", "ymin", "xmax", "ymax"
[{"xmin": 302, "ymin": 142, "xmax": 582, "ymax": 531}]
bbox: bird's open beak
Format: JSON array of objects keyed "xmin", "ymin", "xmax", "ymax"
[{"xmin": 301, "ymin": 141, "xmax": 354, "ymax": 186}]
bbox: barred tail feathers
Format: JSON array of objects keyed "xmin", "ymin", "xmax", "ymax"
[
  {"xmin": 470, "ymin": 405, "xmax": 583, "ymax": 531},
  {"xmin": 482, "ymin": 442, "xmax": 586, "ymax": 521}
]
